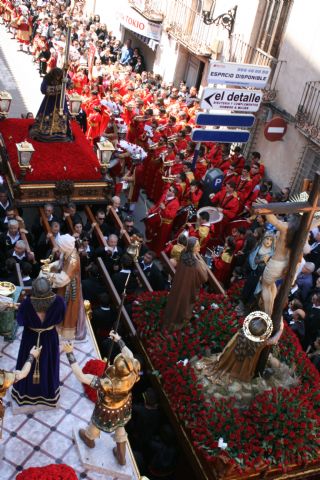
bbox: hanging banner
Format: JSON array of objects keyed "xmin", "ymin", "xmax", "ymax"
[{"xmin": 119, "ymin": 6, "xmax": 162, "ymax": 41}]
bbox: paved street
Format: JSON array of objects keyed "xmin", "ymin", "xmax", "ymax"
[{"xmin": 0, "ymin": 24, "xmax": 42, "ymax": 118}]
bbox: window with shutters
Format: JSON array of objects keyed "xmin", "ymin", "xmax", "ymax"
[{"xmin": 258, "ymin": 0, "xmax": 292, "ymax": 58}]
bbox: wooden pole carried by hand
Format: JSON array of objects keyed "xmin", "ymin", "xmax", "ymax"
[{"xmin": 105, "ymin": 272, "xmax": 131, "ymax": 369}]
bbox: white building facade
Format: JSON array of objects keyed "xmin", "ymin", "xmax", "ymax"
[{"xmin": 85, "ymin": 0, "xmax": 319, "ymax": 192}]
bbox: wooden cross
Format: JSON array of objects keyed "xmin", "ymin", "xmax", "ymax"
[{"xmin": 251, "ymin": 172, "xmax": 320, "ymax": 373}]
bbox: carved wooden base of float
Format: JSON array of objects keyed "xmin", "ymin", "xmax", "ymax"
[{"xmin": 0, "ymin": 119, "xmax": 112, "ymax": 205}]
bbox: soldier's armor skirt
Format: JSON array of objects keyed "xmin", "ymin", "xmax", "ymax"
[{"xmin": 91, "ymin": 395, "xmax": 132, "ymax": 433}]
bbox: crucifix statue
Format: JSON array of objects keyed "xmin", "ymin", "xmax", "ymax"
[{"xmin": 251, "ymin": 171, "xmax": 320, "ymax": 374}]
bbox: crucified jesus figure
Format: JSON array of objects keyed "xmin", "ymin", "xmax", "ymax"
[{"xmin": 256, "ymin": 199, "xmax": 300, "ymax": 316}]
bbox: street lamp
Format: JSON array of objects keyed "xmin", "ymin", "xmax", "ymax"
[
  {"xmin": 68, "ymin": 92, "xmax": 82, "ymax": 116},
  {"xmin": 0, "ymin": 91, "xmax": 12, "ymax": 118},
  {"xmin": 202, "ymin": 2, "xmax": 237, "ymax": 37},
  {"xmin": 16, "ymin": 140, "xmax": 35, "ymax": 177},
  {"xmin": 96, "ymin": 139, "xmax": 115, "ymax": 172}
]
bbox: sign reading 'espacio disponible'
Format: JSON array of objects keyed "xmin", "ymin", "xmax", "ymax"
[
  {"xmin": 207, "ymin": 61, "xmax": 271, "ymax": 89},
  {"xmin": 201, "ymin": 88, "xmax": 263, "ymax": 112}
]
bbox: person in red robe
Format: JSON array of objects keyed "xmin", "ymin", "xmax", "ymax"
[
  {"xmin": 86, "ymin": 106, "xmax": 102, "ymax": 145},
  {"xmin": 250, "ymin": 162, "xmax": 263, "ymax": 189},
  {"xmin": 145, "ymin": 186, "xmax": 180, "ymax": 255},
  {"xmin": 162, "ymin": 115, "xmax": 178, "ymax": 138},
  {"xmin": 144, "ymin": 137, "xmax": 168, "ymax": 199},
  {"xmin": 182, "ymin": 180, "xmax": 203, "ymax": 207},
  {"xmin": 187, "ymin": 211, "xmax": 215, "ymax": 254},
  {"xmin": 222, "ymin": 164, "xmax": 239, "ymax": 187},
  {"xmin": 244, "ymin": 183, "xmax": 272, "ymax": 213},
  {"xmin": 212, "ymin": 236, "xmax": 236, "ymax": 287},
  {"xmin": 236, "ymin": 165, "xmax": 254, "ymax": 207},
  {"xmin": 194, "ymin": 151, "xmax": 208, "ymax": 182},
  {"xmin": 16, "ymin": 8, "xmax": 31, "ymax": 53},
  {"xmin": 152, "ymin": 142, "xmax": 175, "ymax": 203},
  {"xmin": 210, "ymin": 182, "xmax": 240, "ymax": 240},
  {"xmin": 207, "ymin": 143, "xmax": 223, "ymax": 167},
  {"xmin": 72, "ymin": 68, "xmax": 88, "ymax": 94},
  {"xmin": 250, "ymin": 151, "xmax": 265, "ymax": 176},
  {"xmin": 229, "ymin": 146, "xmax": 246, "ymax": 174}
]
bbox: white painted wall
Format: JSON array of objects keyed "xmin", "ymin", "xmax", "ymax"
[
  {"xmin": 153, "ymin": 31, "xmax": 179, "ymax": 83},
  {"xmin": 253, "ymin": 0, "xmax": 320, "ymax": 189}
]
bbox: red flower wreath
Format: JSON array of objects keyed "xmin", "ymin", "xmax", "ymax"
[
  {"xmin": 16, "ymin": 464, "xmax": 77, "ymax": 479},
  {"xmin": 82, "ymin": 358, "xmax": 107, "ymax": 403}
]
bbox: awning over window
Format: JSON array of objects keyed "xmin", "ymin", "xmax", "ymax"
[
  {"xmin": 131, "ymin": 31, "xmax": 159, "ymax": 51},
  {"xmin": 119, "ymin": 6, "xmax": 162, "ymax": 43}
]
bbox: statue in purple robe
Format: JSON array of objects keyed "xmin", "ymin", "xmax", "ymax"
[
  {"xmin": 29, "ymin": 67, "xmax": 73, "ymax": 142},
  {"xmin": 11, "ymin": 278, "xmax": 65, "ymax": 407}
]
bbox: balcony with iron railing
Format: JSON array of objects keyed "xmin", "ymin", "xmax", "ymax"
[
  {"xmin": 128, "ymin": 0, "xmax": 165, "ymax": 22},
  {"xmin": 129, "ymin": 0, "xmax": 221, "ymax": 56},
  {"xmin": 230, "ymin": 34, "xmax": 281, "ymax": 102},
  {"xmin": 295, "ymin": 81, "xmax": 320, "ymax": 146},
  {"xmin": 129, "ymin": 0, "xmax": 282, "ymax": 94}
]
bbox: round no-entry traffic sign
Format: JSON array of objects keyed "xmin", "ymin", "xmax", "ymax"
[{"xmin": 264, "ymin": 116, "xmax": 287, "ymax": 141}]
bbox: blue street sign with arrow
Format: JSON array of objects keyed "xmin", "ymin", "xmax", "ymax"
[
  {"xmin": 191, "ymin": 129, "xmax": 250, "ymax": 143},
  {"xmin": 196, "ymin": 112, "xmax": 255, "ymax": 128}
]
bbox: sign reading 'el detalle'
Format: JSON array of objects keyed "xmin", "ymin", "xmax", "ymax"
[{"xmin": 200, "ymin": 88, "xmax": 263, "ymax": 112}]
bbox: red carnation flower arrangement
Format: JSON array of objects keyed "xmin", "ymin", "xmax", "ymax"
[
  {"xmin": 132, "ymin": 286, "xmax": 320, "ymax": 474},
  {"xmin": 82, "ymin": 358, "xmax": 106, "ymax": 402},
  {"xmin": 16, "ymin": 464, "xmax": 77, "ymax": 480}
]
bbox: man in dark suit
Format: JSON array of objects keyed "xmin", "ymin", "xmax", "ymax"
[
  {"xmin": 304, "ymin": 292, "xmax": 320, "ymax": 350},
  {"xmin": 95, "ymin": 234, "xmax": 123, "ymax": 274},
  {"xmin": 31, "ymin": 202, "xmax": 59, "ymax": 239},
  {"xmin": 84, "ymin": 209, "xmax": 113, "ymax": 249},
  {"xmin": 91, "ymin": 293, "xmax": 115, "ymax": 349},
  {"xmin": 0, "ymin": 188, "xmax": 12, "ymax": 220},
  {"xmin": 112, "ymin": 253, "xmax": 140, "ymax": 296},
  {"xmin": 305, "ymin": 231, "xmax": 320, "ymax": 270},
  {"xmin": 82, "ymin": 264, "xmax": 106, "ymax": 304},
  {"xmin": 139, "ymin": 250, "xmax": 165, "ymax": 291}
]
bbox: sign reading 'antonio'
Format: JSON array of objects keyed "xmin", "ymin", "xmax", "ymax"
[
  {"xmin": 208, "ymin": 61, "xmax": 271, "ymax": 88},
  {"xmin": 201, "ymin": 87, "xmax": 263, "ymax": 112}
]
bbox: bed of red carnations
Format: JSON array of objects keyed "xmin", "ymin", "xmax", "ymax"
[
  {"xmin": 16, "ymin": 464, "xmax": 78, "ymax": 480},
  {"xmin": 130, "ymin": 283, "xmax": 320, "ymax": 477}
]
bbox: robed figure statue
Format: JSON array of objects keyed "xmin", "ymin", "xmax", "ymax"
[
  {"xmin": 11, "ymin": 278, "xmax": 65, "ymax": 407},
  {"xmin": 195, "ymin": 311, "xmax": 283, "ymax": 384},
  {"xmin": 29, "ymin": 67, "xmax": 73, "ymax": 142},
  {"xmin": 163, "ymin": 237, "xmax": 208, "ymax": 331}
]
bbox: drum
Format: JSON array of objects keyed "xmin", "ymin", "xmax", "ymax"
[
  {"xmin": 172, "ymin": 205, "xmax": 197, "ymax": 235},
  {"xmin": 197, "ymin": 206, "xmax": 223, "ymax": 224}
]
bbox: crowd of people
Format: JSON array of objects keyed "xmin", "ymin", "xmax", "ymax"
[{"xmin": 1, "ymin": 0, "xmax": 320, "ymax": 477}]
